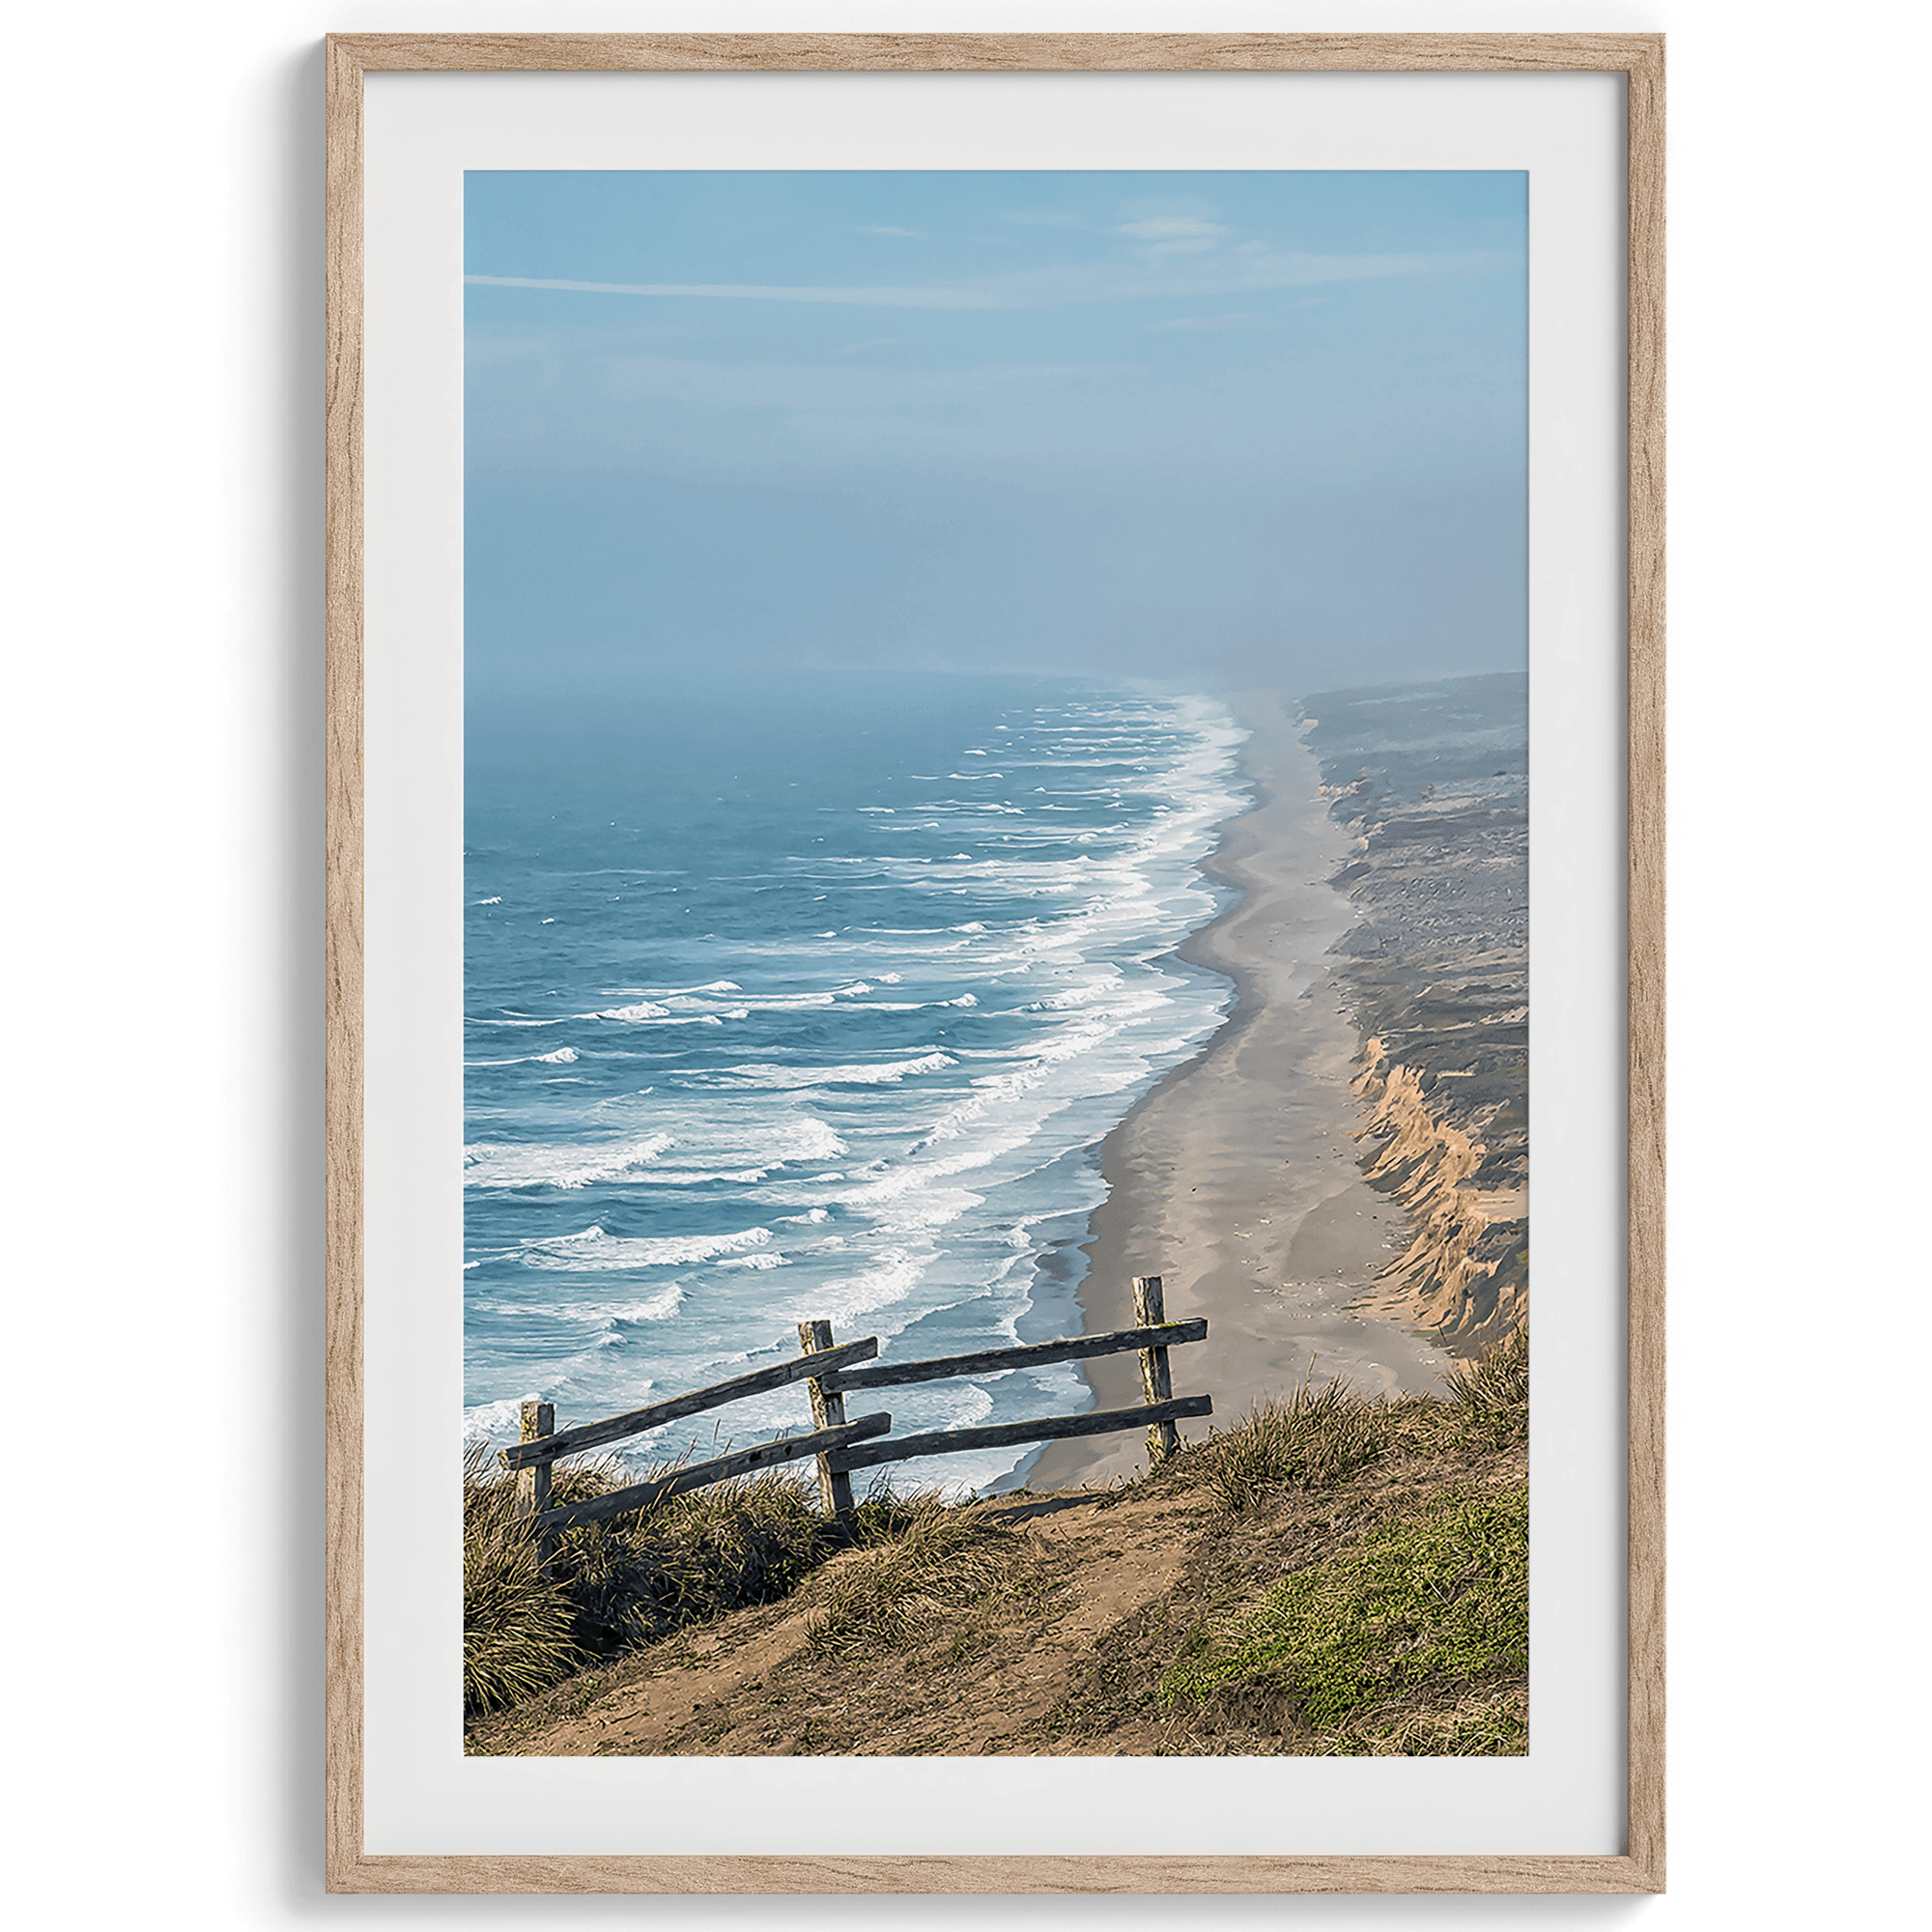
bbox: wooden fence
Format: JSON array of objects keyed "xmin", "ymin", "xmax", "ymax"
[{"xmin": 498, "ymin": 1274, "xmax": 1208, "ymax": 1553}]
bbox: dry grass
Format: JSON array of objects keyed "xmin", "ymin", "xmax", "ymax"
[
  {"xmin": 465, "ymin": 1329, "xmax": 1532, "ymax": 1754},
  {"xmin": 1310, "ymin": 1683, "xmax": 1528, "ymax": 1757},
  {"xmin": 1190, "ymin": 1375, "xmax": 1391, "ymax": 1512},
  {"xmin": 805, "ymin": 1495, "xmax": 1069, "ymax": 1663},
  {"xmin": 462, "ymin": 1453, "xmax": 587, "ymax": 1716},
  {"xmin": 1443, "ymin": 1321, "xmax": 1530, "ymax": 1446},
  {"xmin": 463, "ymin": 1447, "xmax": 955, "ymax": 1715}
]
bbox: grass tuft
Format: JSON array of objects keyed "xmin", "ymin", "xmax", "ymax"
[
  {"xmin": 463, "ymin": 1448, "xmax": 589, "ymax": 1715},
  {"xmin": 1194, "ymin": 1376, "xmax": 1386, "ymax": 1512},
  {"xmin": 1310, "ymin": 1685, "xmax": 1527, "ymax": 1757},
  {"xmin": 1442, "ymin": 1324, "xmax": 1529, "ymax": 1446},
  {"xmin": 806, "ymin": 1497, "xmax": 1065, "ymax": 1662},
  {"xmin": 462, "ymin": 1447, "xmax": 964, "ymax": 1716}
]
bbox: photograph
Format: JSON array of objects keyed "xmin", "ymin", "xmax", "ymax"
[
  {"xmin": 20, "ymin": 1, "xmax": 1925, "ymax": 1920},
  {"xmin": 456, "ymin": 165, "xmax": 1532, "ymax": 1762}
]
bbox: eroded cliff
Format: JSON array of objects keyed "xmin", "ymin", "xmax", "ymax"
[{"xmin": 1302, "ymin": 675, "xmax": 1529, "ymax": 1355}]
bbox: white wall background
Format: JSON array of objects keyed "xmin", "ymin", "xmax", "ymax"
[{"xmin": 2, "ymin": 1, "xmax": 1923, "ymax": 1924}]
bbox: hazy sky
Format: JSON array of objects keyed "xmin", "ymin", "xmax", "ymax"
[{"xmin": 465, "ymin": 170, "xmax": 1525, "ymax": 720}]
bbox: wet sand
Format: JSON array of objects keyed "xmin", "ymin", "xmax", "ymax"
[{"xmin": 1024, "ymin": 692, "xmax": 1454, "ymax": 1492}]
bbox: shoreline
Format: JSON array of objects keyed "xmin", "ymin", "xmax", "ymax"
[
  {"xmin": 1022, "ymin": 690, "xmax": 1454, "ymax": 1492},
  {"xmin": 1302, "ymin": 676, "xmax": 1529, "ymax": 1351}
]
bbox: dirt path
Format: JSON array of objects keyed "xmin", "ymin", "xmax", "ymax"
[{"xmin": 470, "ymin": 1483, "xmax": 1210, "ymax": 1758}]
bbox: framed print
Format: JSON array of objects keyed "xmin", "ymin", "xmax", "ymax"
[{"xmin": 326, "ymin": 33, "xmax": 1663, "ymax": 1894}]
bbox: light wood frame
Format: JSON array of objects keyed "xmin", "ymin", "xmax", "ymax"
[{"xmin": 325, "ymin": 30, "xmax": 1664, "ymax": 1895}]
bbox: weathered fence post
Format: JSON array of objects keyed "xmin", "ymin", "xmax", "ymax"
[
  {"xmin": 798, "ymin": 1321, "xmax": 857, "ymax": 1519},
  {"xmin": 1132, "ymin": 1275, "xmax": 1182, "ymax": 1463},
  {"xmin": 517, "ymin": 1399, "xmax": 556, "ymax": 1565}
]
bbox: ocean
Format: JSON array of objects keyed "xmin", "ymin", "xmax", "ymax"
[{"xmin": 463, "ymin": 670, "xmax": 1246, "ymax": 1494}]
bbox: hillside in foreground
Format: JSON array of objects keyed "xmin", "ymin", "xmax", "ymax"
[{"xmin": 465, "ymin": 1332, "xmax": 1527, "ymax": 1759}]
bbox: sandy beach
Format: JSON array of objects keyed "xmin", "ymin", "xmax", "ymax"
[{"xmin": 1025, "ymin": 691, "xmax": 1454, "ymax": 1491}]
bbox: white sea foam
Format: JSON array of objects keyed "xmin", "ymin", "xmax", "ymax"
[
  {"xmin": 574, "ymin": 1284, "xmax": 688, "ymax": 1324},
  {"xmin": 465, "ymin": 686, "xmax": 1251, "ymax": 1487},
  {"xmin": 466, "ymin": 1044, "xmax": 582, "ymax": 1068},
  {"xmin": 463, "ymin": 1396, "xmax": 532, "ymax": 1443},
  {"xmin": 682, "ymin": 1051, "xmax": 955, "ymax": 1091},
  {"xmin": 463, "ymin": 1131, "xmax": 675, "ymax": 1190},
  {"xmin": 519, "ymin": 1224, "xmax": 775, "ymax": 1270}
]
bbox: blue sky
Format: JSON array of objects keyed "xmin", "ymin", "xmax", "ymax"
[{"xmin": 465, "ymin": 171, "xmax": 1524, "ymax": 719}]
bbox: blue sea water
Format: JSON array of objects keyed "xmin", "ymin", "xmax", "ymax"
[{"xmin": 464, "ymin": 671, "xmax": 1246, "ymax": 1493}]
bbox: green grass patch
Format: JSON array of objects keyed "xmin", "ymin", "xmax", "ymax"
[{"xmin": 1160, "ymin": 1483, "xmax": 1527, "ymax": 1745}]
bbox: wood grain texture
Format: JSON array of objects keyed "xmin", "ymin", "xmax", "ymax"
[
  {"xmin": 324, "ymin": 1852, "xmax": 1661, "ymax": 1895},
  {"xmin": 826, "ymin": 1394, "xmax": 1211, "ymax": 1474},
  {"xmin": 324, "ymin": 30, "xmax": 1664, "ymax": 1895},
  {"xmin": 323, "ymin": 29, "xmax": 365, "ymax": 1902},
  {"xmin": 797, "ymin": 1319, "xmax": 856, "ymax": 1517},
  {"xmin": 1132, "ymin": 1274, "xmax": 1181, "ymax": 1461},
  {"xmin": 495, "ymin": 1333, "xmax": 878, "ymax": 1468},
  {"xmin": 329, "ymin": 31, "xmax": 1663, "ymax": 73},
  {"xmin": 824, "ymin": 1319, "xmax": 1206, "ymax": 1393},
  {"xmin": 1624, "ymin": 35, "xmax": 1668, "ymax": 1900},
  {"xmin": 535, "ymin": 1413, "xmax": 893, "ymax": 1532},
  {"xmin": 514, "ymin": 1400, "xmax": 554, "ymax": 1521}
]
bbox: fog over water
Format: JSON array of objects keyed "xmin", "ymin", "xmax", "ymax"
[{"xmin": 466, "ymin": 170, "xmax": 1527, "ymax": 722}]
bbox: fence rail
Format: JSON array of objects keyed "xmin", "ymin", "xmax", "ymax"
[
  {"xmin": 826, "ymin": 1395, "xmax": 1211, "ymax": 1475},
  {"xmin": 537, "ymin": 1413, "xmax": 893, "ymax": 1534},
  {"xmin": 498, "ymin": 1334, "xmax": 880, "ymax": 1471},
  {"xmin": 501, "ymin": 1271, "xmax": 1208, "ymax": 1547},
  {"xmin": 820, "ymin": 1319, "xmax": 1207, "ymax": 1394}
]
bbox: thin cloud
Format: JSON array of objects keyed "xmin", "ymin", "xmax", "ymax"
[
  {"xmin": 1146, "ymin": 299, "xmax": 1321, "ymax": 333},
  {"xmin": 866, "ymin": 226, "xmax": 924, "ymax": 239},
  {"xmin": 1147, "ymin": 312, "xmax": 1257, "ymax": 333},
  {"xmin": 1114, "ymin": 215, "xmax": 1229, "ymax": 261},
  {"xmin": 1117, "ymin": 216, "xmax": 1224, "ymax": 241},
  {"xmin": 588, "ymin": 355, "xmax": 1151, "ymax": 422},
  {"xmin": 466, "ymin": 249, "xmax": 1498, "ymax": 315},
  {"xmin": 982, "ymin": 249, "xmax": 1493, "ymax": 306},
  {"xmin": 466, "ymin": 274, "xmax": 1004, "ymax": 311}
]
